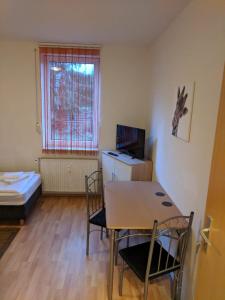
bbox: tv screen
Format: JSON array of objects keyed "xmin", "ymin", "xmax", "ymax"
[{"xmin": 116, "ymin": 124, "xmax": 145, "ymax": 159}]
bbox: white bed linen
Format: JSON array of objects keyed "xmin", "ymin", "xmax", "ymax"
[
  {"xmin": 0, "ymin": 172, "xmax": 30, "ymax": 184},
  {"xmin": 0, "ymin": 172, "xmax": 41, "ymax": 205}
]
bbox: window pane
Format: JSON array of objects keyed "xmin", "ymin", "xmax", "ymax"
[
  {"xmin": 49, "ymin": 62, "xmax": 95, "ymax": 142},
  {"xmin": 40, "ymin": 46, "xmax": 100, "ymax": 152}
]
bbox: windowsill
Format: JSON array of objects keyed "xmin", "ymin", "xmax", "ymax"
[{"xmin": 41, "ymin": 149, "xmax": 99, "ymax": 159}]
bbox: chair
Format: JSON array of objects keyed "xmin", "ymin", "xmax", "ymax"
[
  {"xmin": 85, "ymin": 169, "xmax": 129, "ymax": 259},
  {"xmin": 85, "ymin": 169, "xmax": 107, "ymax": 256},
  {"xmin": 118, "ymin": 212, "xmax": 194, "ymax": 300}
]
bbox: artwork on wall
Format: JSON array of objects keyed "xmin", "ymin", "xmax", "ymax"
[{"xmin": 172, "ymin": 82, "xmax": 195, "ymax": 142}]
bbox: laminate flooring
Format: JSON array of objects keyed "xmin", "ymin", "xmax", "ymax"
[{"xmin": 0, "ymin": 196, "xmax": 171, "ymax": 300}]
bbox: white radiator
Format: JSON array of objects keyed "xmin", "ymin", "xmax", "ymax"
[{"xmin": 39, "ymin": 158, "xmax": 98, "ymax": 193}]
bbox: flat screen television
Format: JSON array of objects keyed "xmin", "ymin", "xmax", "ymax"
[{"xmin": 116, "ymin": 124, "xmax": 145, "ymax": 159}]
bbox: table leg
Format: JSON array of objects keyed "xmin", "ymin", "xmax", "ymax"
[{"xmin": 108, "ymin": 229, "xmax": 115, "ymax": 300}]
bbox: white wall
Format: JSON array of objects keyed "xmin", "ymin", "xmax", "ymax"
[
  {"xmin": 100, "ymin": 45, "xmax": 149, "ymax": 151},
  {"xmin": 0, "ymin": 42, "xmax": 149, "ymax": 171},
  {"xmin": 0, "ymin": 41, "xmax": 42, "ymax": 171},
  {"xmin": 147, "ymin": 0, "xmax": 225, "ymax": 299}
]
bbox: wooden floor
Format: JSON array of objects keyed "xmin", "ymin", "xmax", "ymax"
[{"xmin": 0, "ymin": 196, "xmax": 171, "ymax": 300}]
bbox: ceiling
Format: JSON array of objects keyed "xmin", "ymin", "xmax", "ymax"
[{"xmin": 0, "ymin": 0, "xmax": 190, "ymax": 45}]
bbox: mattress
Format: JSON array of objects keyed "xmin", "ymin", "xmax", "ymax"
[{"xmin": 0, "ymin": 172, "xmax": 41, "ymax": 205}]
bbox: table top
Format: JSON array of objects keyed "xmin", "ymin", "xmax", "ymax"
[{"xmin": 104, "ymin": 181, "xmax": 182, "ymax": 230}]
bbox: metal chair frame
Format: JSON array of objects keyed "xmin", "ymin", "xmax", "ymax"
[
  {"xmin": 85, "ymin": 169, "xmax": 108, "ymax": 256},
  {"xmin": 85, "ymin": 169, "xmax": 129, "ymax": 260},
  {"xmin": 118, "ymin": 212, "xmax": 194, "ymax": 300}
]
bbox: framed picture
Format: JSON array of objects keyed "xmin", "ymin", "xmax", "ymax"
[{"xmin": 172, "ymin": 82, "xmax": 195, "ymax": 142}]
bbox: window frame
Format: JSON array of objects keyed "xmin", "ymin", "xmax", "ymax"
[{"xmin": 40, "ymin": 49, "xmax": 100, "ymax": 153}]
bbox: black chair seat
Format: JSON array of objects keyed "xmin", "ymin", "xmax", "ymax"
[
  {"xmin": 90, "ymin": 208, "xmax": 106, "ymax": 227},
  {"xmin": 119, "ymin": 241, "xmax": 180, "ymax": 282},
  {"xmin": 89, "ymin": 208, "xmax": 120, "ymax": 231}
]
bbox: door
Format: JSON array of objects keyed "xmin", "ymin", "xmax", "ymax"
[{"xmin": 195, "ymin": 67, "xmax": 225, "ymax": 299}]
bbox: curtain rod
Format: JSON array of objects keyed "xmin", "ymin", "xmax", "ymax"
[{"xmin": 39, "ymin": 42, "xmax": 101, "ymax": 49}]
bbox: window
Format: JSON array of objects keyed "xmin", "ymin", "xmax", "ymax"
[{"xmin": 39, "ymin": 47, "xmax": 100, "ymax": 154}]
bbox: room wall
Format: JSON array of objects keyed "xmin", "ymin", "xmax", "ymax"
[
  {"xmin": 147, "ymin": 0, "xmax": 225, "ymax": 299},
  {"xmin": 0, "ymin": 41, "xmax": 41, "ymax": 171},
  {"xmin": 100, "ymin": 45, "xmax": 149, "ymax": 151},
  {"xmin": 0, "ymin": 42, "xmax": 149, "ymax": 171}
]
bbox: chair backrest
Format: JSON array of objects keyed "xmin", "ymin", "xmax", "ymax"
[
  {"xmin": 145, "ymin": 212, "xmax": 194, "ymax": 281},
  {"xmin": 85, "ymin": 170, "xmax": 104, "ymax": 218}
]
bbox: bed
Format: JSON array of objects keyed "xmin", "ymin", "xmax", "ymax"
[{"xmin": 0, "ymin": 172, "xmax": 42, "ymax": 224}]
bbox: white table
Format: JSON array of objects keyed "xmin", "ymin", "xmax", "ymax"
[{"xmin": 104, "ymin": 181, "xmax": 182, "ymax": 300}]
